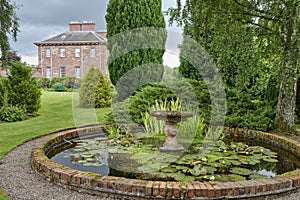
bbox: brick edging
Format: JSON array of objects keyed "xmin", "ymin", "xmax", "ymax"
[{"xmin": 31, "ymin": 126, "xmax": 300, "ymax": 199}]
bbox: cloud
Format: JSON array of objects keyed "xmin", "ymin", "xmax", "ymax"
[{"xmin": 10, "ymin": 0, "xmax": 183, "ymax": 66}]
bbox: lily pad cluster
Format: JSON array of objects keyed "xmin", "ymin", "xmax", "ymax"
[{"xmin": 68, "ymin": 132, "xmax": 278, "ymax": 182}]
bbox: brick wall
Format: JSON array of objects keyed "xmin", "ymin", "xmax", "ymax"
[{"xmin": 38, "ymin": 43, "xmax": 108, "ymax": 78}]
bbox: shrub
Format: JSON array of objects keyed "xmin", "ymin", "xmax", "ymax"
[
  {"xmin": 105, "ymin": 98, "xmax": 133, "ymax": 125},
  {"xmin": 225, "ymin": 88, "xmax": 276, "ymax": 131},
  {"xmin": 6, "ymin": 62, "xmax": 41, "ymax": 115},
  {"xmin": 0, "ymin": 105, "xmax": 27, "ymax": 122}
]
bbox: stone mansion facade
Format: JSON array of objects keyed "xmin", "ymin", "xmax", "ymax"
[{"xmin": 34, "ymin": 21, "xmax": 108, "ymax": 79}]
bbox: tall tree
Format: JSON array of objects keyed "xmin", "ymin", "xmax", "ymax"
[
  {"xmin": 169, "ymin": 0, "xmax": 300, "ymax": 134},
  {"xmin": 106, "ymin": 0, "xmax": 167, "ymax": 99},
  {"xmin": 0, "ymin": 0, "xmax": 19, "ymax": 68}
]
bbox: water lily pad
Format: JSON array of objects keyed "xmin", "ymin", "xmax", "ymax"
[
  {"xmin": 249, "ymin": 174, "xmax": 267, "ymax": 180},
  {"xmin": 160, "ymin": 166, "xmax": 177, "ymax": 173},
  {"xmin": 86, "ymin": 158, "xmax": 96, "ymax": 162},
  {"xmin": 173, "ymin": 173, "xmax": 195, "ymax": 182},
  {"xmin": 230, "ymin": 167, "xmax": 252, "ymax": 176},
  {"xmin": 138, "ymin": 166, "xmax": 156, "ymax": 173}
]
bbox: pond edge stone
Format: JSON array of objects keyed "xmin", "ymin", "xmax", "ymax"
[{"xmin": 31, "ymin": 126, "xmax": 300, "ymax": 199}]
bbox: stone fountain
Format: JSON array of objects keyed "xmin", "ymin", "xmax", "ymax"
[{"xmin": 150, "ymin": 110, "xmax": 193, "ymax": 152}]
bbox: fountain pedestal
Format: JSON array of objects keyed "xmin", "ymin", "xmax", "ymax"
[{"xmin": 150, "ymin": 111, "xmax": 193, "ymax": 152}]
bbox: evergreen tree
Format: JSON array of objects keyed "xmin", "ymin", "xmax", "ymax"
[
  {"xmin": 6, "ymin": 62, "xmax": 41, "ymax": 114},
  {"xmin": 0, "ymin": 0, "xmax": 19, "ymax": 68},
  {"xmin": 95, "ymin": 74, "xmax": 112, "ymax": 108},
  {"xmin": 106, "ymin": 0, "xmax": 167, "ymax": 99},
  {"xmin": 79, "ymin": 67, "xmax": 101, "ymax": 108}
]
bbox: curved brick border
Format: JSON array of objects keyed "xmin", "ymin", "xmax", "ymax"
[{"xmin": 31, "ymin": 126, "xmax": 300, "ymax": 199}]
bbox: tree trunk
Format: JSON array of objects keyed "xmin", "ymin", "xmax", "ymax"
[{"xmin": 274, "ymin": 0, "xmax": 299, "ymax": 135}]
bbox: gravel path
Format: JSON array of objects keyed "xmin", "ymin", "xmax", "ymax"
[{"xmin": 1, "ymin": 135, "xmax": 300, "ymax": 200}]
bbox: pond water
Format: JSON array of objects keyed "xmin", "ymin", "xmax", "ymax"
[{"xmin": 48, "ymin": 132, "xmax": 300, "ymax": 182}]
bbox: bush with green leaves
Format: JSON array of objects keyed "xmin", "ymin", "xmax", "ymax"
[
  {"xmin": 0, "ymin": 105, "xmax": 27, "ymax": 122},
  {"xmin": 225, "ymin": 88, "xmax": 275, "ymax": 131},
  {"xmin": 6, "ymin": 62, "xmax": 41, "ymax": 115}
]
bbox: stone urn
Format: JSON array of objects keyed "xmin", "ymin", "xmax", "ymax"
[{"xmin": 150, "ymin": 111, "xmax": 193, "ymax": 152}]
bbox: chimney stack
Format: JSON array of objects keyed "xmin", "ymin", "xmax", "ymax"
[{"xmin": 69, "ymin": 21, "xmax": 96, "ymax": 32}]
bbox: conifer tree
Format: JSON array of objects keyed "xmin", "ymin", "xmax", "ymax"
[
  {"xmin": 95, "ymin": 74, "xmax": 111, "ymax": 108},
  {"xmin": 79, "ymin": 67, "xmax": 101, "ymax": 108},
  {"xmin": 106, "ymin": 0, "xmax": 167, "ymax": 99},
  {"xmin": 6, "ymin": 62, "xmax": 41, "ymax": 114}
]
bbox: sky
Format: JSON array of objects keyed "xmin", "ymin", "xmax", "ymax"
[{"xmin": 10, "ymin": 0, "xmax": 183, "ymax": 67}]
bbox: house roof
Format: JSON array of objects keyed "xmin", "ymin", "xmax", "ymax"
[{"xmin": 34, "ymin": 31, "xmax": 106, "ymax": 46}]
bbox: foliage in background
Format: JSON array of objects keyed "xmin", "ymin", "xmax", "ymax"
[
  {"xmin": 0, "ymin": 0, "xmax": 19, "ymax": 68},
  {"xmin": 41, "ymin": 77, "xmax": 82, "ymax": 91},
  {"xmin": 129, "ymin": 83, "xmax": 176, "ymax": 124},
  {"xmin": 168, "ymin": 0, "xmax": 300, "ymax": 134},
  {"xmin": 128, "ymin": 79, "xmax": 275, "ymax": 132},
  {"xmin": 106, "ymin": 0, "xmax": 167, "ymax": 99},
  {"xmin": 5, "ymin": 62, "xmax": 41, "ymax": 116}
]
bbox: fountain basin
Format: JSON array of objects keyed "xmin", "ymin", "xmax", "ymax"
[{"xmin": 31, "ymin": 126, "xmax": 300, "ymax": 199}]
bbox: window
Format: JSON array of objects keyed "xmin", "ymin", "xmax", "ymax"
[
  {"xmin": 45, "ymin": 48, "xmax": 51, "ymax": 57},
  {"xmin": 75, "ymin": 66, "xmax": 80, "ymax": 78},
  {"xmin": 75, "ymin": 48, "xmax": 80, "ymax": 57},
  {"xmin": 90, "ymin": 48, "xmax": 95, "ymax": 57},
  {"xmin": 60, "ymin": 67, "xmax": 66, "ymax": 77},
  {"xmin": 60, "ymin": 49, "xmax": 66, "ymax": 57},
  {"xmin": 46, "ymin": 67, "xmax": 51, "ymax": 78}
]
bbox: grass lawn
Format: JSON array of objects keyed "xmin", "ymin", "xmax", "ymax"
[{"xmin": 0, "ymin": 91, "xmax": 111, "ymax": 199}]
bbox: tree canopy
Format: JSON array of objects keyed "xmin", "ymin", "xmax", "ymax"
[
  {"xmin": 0, "ymin": 0, "xmax": 19, "ymax": 68},
  {"xmin": 168, "ymin": 0, "xmax": 300, "ymax": 134}
]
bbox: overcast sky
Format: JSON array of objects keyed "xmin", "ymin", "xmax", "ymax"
[{"xmin": 10, "ymin": 0, "xmax": 183, "ymax": 67}]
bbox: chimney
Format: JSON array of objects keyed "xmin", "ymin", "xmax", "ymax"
[
  {"xmin": 82, "ymin": 21, "xmax": 96, "ymax": 31},
  {"xmin": 69, "ymin": 21, "xmax": 96, "ymax": 32},
  {"xmin": 69, "ymin": 21, "xmax": 82, "ymax": 31}
]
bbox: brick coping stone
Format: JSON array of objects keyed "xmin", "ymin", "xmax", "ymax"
[{"xmin": 31, "ymin": 126, "xmax": 300, "ymax": 199}]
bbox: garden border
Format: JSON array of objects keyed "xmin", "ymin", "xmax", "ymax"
[{"xmin": 31, "ymin": 126, "xmax": 300, "ymax": 199}]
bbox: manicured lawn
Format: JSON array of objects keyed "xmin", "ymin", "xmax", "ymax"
[{"xmin": 0, "ymin": 91, "xmax": 111, "ymax": 199}]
